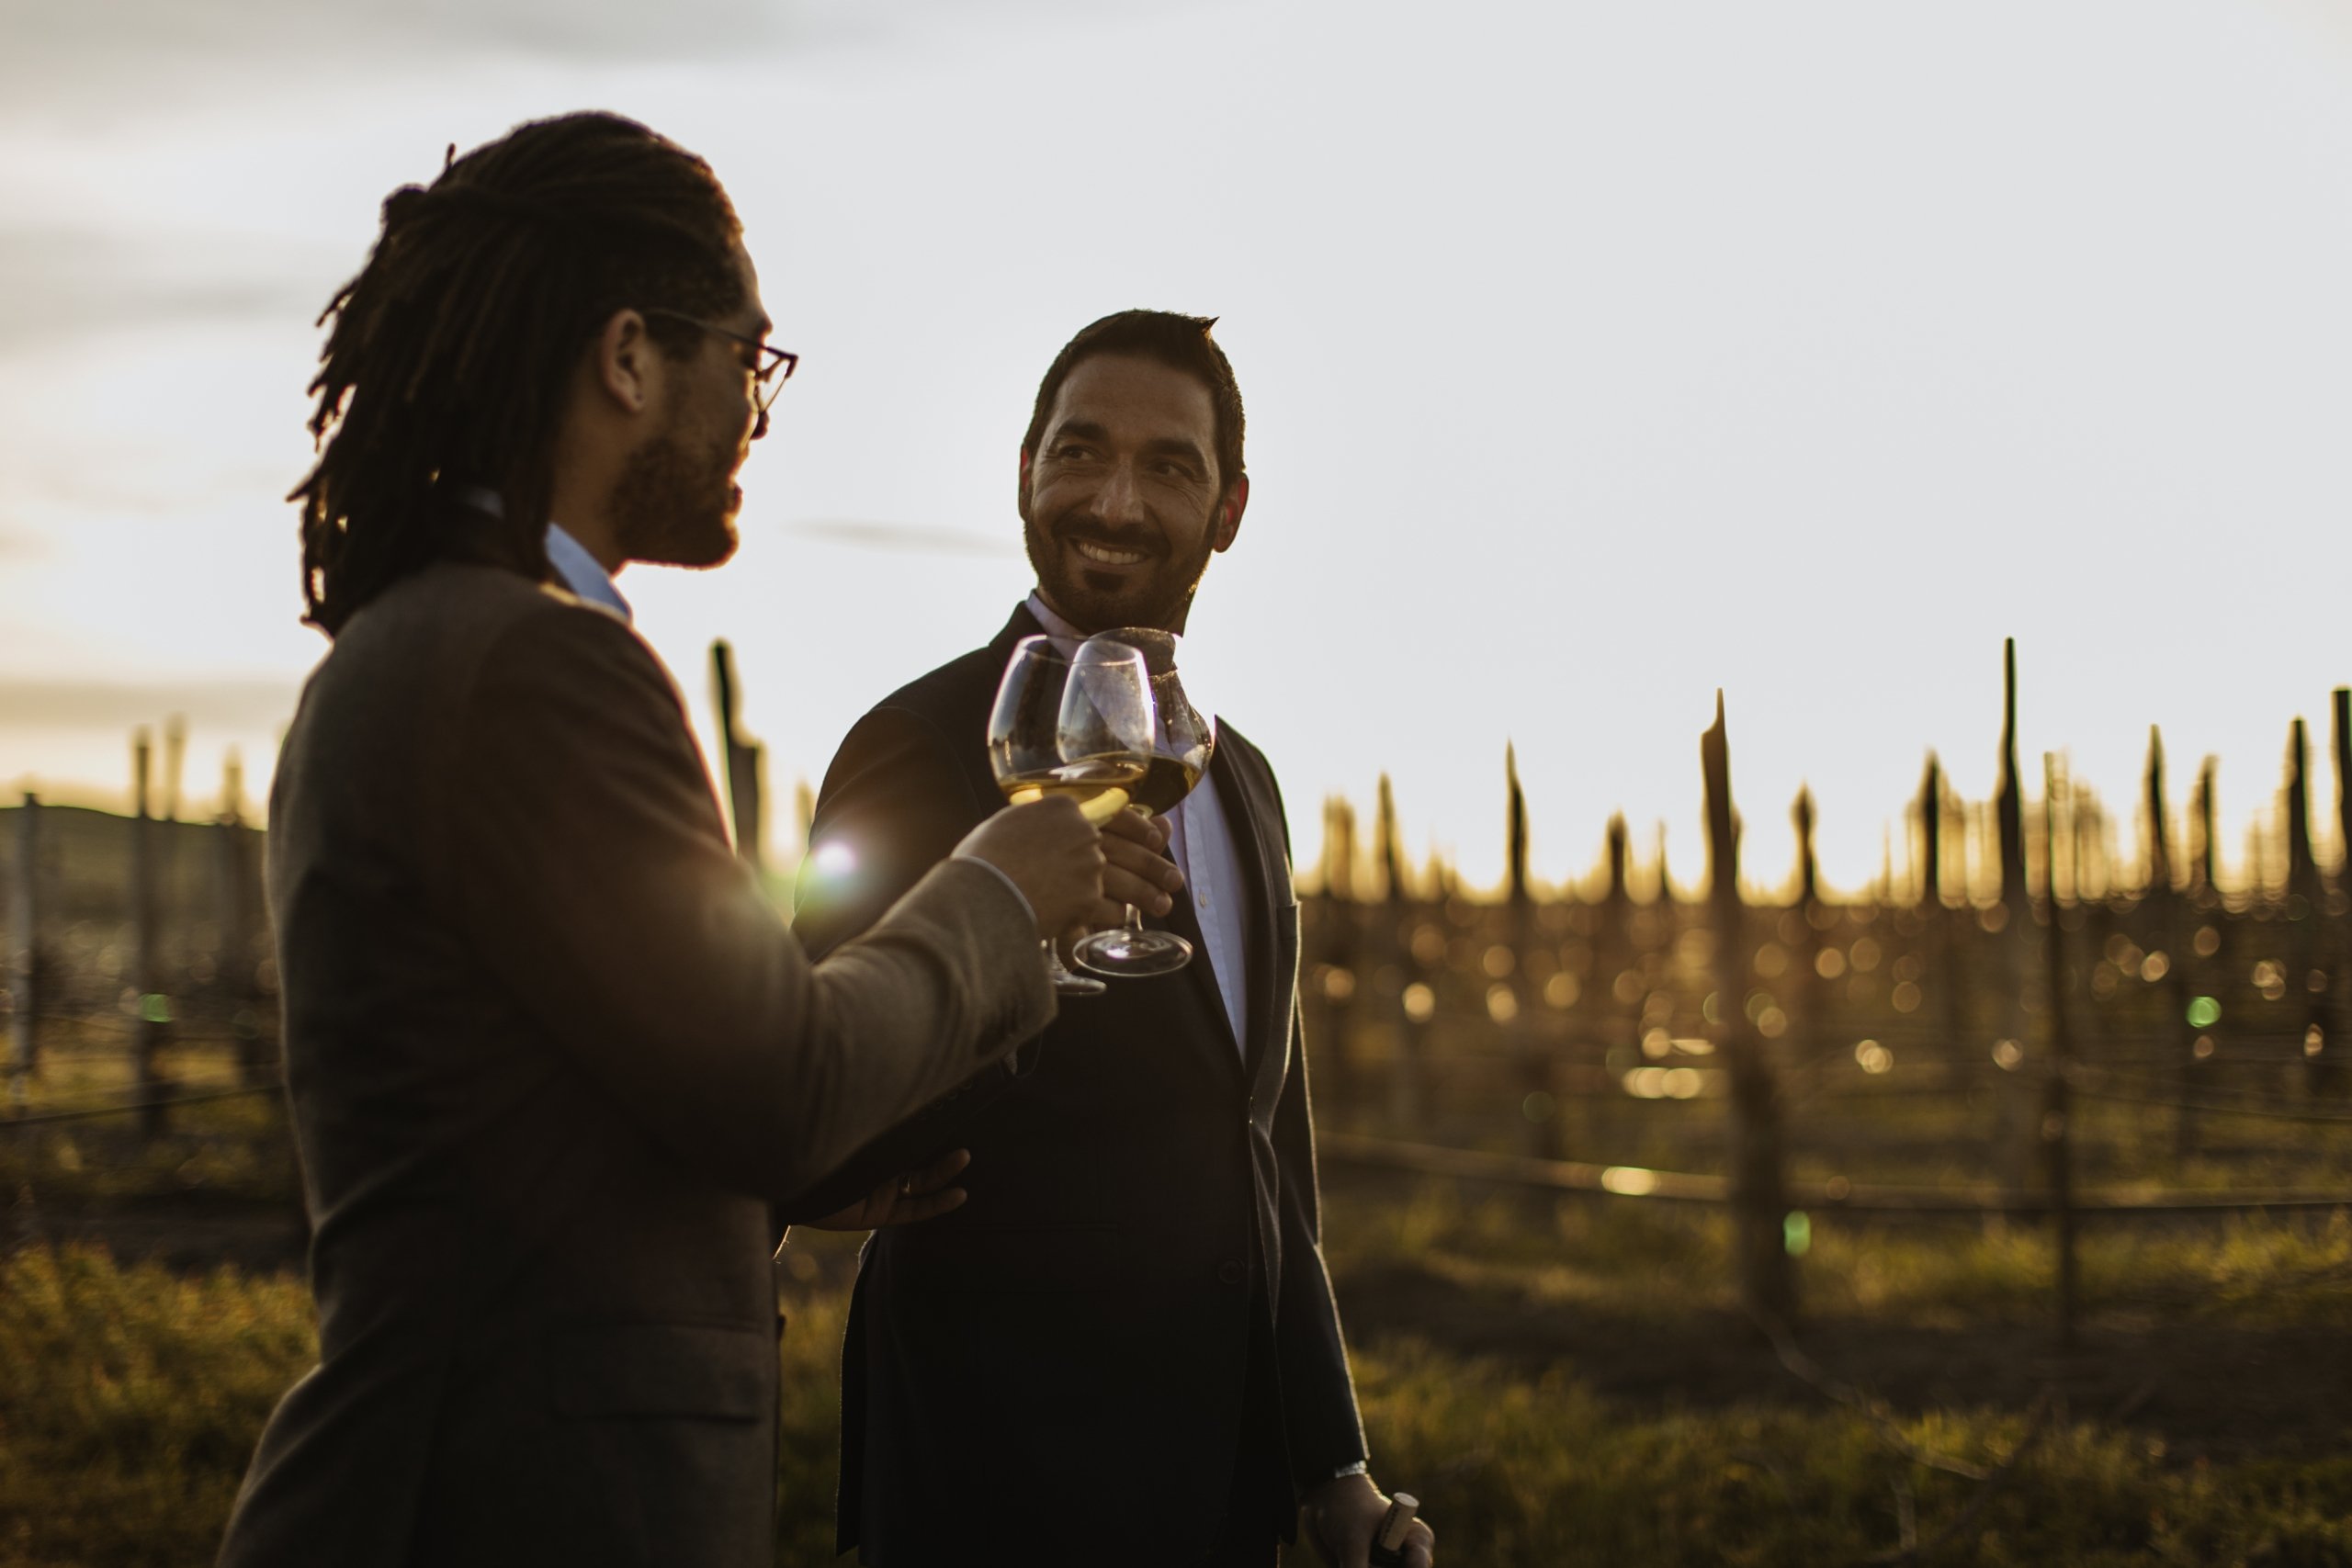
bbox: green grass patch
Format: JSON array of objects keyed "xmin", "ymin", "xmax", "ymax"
[
  {"xmin": 1352, "ymin": 1339, "xmax": 2352, "ymax": 1566},
  {"xmin": 1322, "ymin": 1179, "xmax": 2352, "ymax": 1329},
  {"xmin": 7, "ymin": 1241, "xmax": 2352, "ymax": 1566}
]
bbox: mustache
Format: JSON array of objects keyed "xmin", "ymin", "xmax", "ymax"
[{"xmin": 1050, "ymin": 517, "xmax": 1163, "ymax": 555}]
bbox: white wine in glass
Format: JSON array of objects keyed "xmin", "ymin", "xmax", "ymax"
[
  {"xmin": 986, "ymin": 635, "xmax": 1156, "ymax": 995},
  {"xmin": 994, "ymin": 757, "xmax": 1148, "ymax": 815}
]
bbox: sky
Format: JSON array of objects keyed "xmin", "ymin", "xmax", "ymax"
[{"xmin": 4, "ymin": 0, "xmax": 2352, "ymax": 896}]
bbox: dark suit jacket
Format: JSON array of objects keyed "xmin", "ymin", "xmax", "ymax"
[
  {"xmin": 219, "ymin": 561, "xmax": 1054, "ymax": 1568},
  {"xmin": 788, "ymin": 604, "xmax": 1367, "ymax": 1566}
]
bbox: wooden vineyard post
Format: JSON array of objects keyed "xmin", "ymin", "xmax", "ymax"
[
  {"xmin": 1992, "ymin": 639, "xmax": 2033, "ymax": 1186},
  {"xmin": 8, "ymin": 794, "xmax": 37, "ymax": 1111},
  {"xmin": 161, "ymin": 715, "xmax": 186, "ymax": 951},
  {"xmin": 1789, "ymin": 788, "xmax": 1828, "ymax": 1071},
  {"xmin": 2335, "ymin": 690, "xmax": 2352, "ymax": 1099},
  {"xmin": 1377, "ymin": 775, "xmax": 1427, "ymax": 1130},
  {"xmin": 2041, "ymin": 753, "xmax": 2079, "ymax": 1350},
  {"xmin": 1600, "ymin": 810, "xmax": 1631, "ymax": 1048},
  {"xmin": 1702, "ymin": 693, "xmax": 1795, "ymax": 1330},
  {"xmin": 2192, "ymin": 755, "xmax": 2219, "ymax": 897},
  {"xmin": 1578, "ymin": 812, "xmax": 1633, "ymax": 1147},
  {"xmin": 2285, "ymin": 718, "xmax": 2333, "ymax": 1095},
  {"xmin": 2145, "ymin": 729, "xmax": 2197, "ymax": 1162},
  {"xmin": 216, "ymin": 752, "xmax": 268, "ymax": 1083},
  {"xmin": 1504, "ymin": 745, "xmax": 1550, "ymax": 1157},
  {"xmin": 709, "ymin": 641, "xmax": 765, "ymax": 873},
  {"xmin": 1314, "ymin": 797, "xmax": 1361, "ymax": 1112},
  {"xmin": 1917, "ymin": 752, "xmax": 1966, "ymax": 1086},
  {"xmin": 131, "ymin": 729, "xmax": 170, "ymax": 1141}
]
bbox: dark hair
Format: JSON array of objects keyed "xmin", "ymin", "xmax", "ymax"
[
  {"xmin": 292, "ymin": 111, "xmax": 744, "ymax": 636},
  {"xmin": 1022, "ymin": 310, "xmax": 1245, "ymax": 493}
]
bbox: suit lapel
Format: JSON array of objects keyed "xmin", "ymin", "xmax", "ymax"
[{"xmin": 1204, "ymin": 733, "xmax": 1293, "ymax": 1086}]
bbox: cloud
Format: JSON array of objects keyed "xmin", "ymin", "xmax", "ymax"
[
  {"xmin": 0, "ymin": 227, "xmax": 323, "ymax": 354},
  {"xmin": 781, "ymin": 518, "xmax": 1020, "ymax": 557},
  {"xmin": 0, "ymin": 0, "xmax": 816, "ymax": 114},
  {"xmin": 0, "ymin": 0, "xmax": 1211, "ymax": 121},
  {"xmin": 0, "ymin": 676, "xmax": 299, "ymax": 734}
]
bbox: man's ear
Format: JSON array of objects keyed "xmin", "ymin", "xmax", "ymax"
[
  {"xmin": 1212, "ymin": 474, "xmax": 1249, "ymax": 553},
  {"xmin": 593, "ymin": 308, "xmax": 658, "ymax": 416},
  {"xmin": 1016, "ymin": 446, "xmax": 1034, "ymax": 518}
]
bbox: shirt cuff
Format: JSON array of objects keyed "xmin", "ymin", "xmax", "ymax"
[
  {"xmin": 950, "ymin": 852, "xmax": 1035, "ymax": 933},
  {"xmin": 1332, "ymin": 1460, "xmax": 1369, "ymax": 1481}
]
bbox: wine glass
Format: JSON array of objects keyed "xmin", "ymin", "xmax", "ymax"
[
  {"xmin": 1073, "ymin": 628, "xmax": 1215, "ymax": 978},
  {"xmin": 986, "ymin": 635, "xmax": 1156, "ymax": 995}
]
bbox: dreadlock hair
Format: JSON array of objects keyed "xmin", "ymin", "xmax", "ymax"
[
  {"xmin": 1022, "ymin": 310, "xmax": 1246, "ymax": 496},
  {"xmin": 293, "ymin": 111, "xmax": 745, "ymax": 636}
]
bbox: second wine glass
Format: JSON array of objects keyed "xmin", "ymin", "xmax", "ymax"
[{"xmin": 1073, "ymin": 628, "xmax": 1215, "ymax": 978}]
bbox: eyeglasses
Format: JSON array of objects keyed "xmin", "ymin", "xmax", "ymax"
[{"xmin": 643, "ymin": 307, "xmax": 797, "ymax": 438}]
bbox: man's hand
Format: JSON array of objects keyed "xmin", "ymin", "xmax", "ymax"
[
  {"xmin": 1301, "ymin": 1474, "xmax": 1435, "ymax": 1568},
  {"xmin": 803, "ymin": 1147, "xmax": 972, "ymax": 1231},
  {"xmin": 956, "ymin": 796, "xmax": 1110, "ymax": 937},
  {"xmin": 1091, "ymin": 807, "xmax": 1182, "ymax": 931}
]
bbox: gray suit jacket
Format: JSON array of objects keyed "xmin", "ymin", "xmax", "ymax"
[{"xmin": 218, "ymin": 561, "xmax": 1053, "ymax": 1568}]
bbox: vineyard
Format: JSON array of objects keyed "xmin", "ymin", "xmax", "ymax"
[{"xmin": 4, "ymin": 643, "xmax": 2351, "ymax": 1563}]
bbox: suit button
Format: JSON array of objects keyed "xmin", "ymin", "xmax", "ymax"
[{"xmin": 1218, "ymin": 1258, "xmax": 1245, "ymax": 1286}]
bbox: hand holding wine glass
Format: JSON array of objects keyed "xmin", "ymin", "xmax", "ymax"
[
  {"xmin": 952, "ymin": 796, "xmax": 1122, "ymax": 940},
  {"xmin": 986, "ymin": 635, "xmax": 1158, "ymax": 994}
]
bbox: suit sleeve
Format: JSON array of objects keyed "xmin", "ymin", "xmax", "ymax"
[
  {"xmin": 1259, "ymin": 753, "xmax": 1372, "ymax": 1484},
  {"xmin": 443, "ymin": 603, "xmax": 1054, "ymax": 1206},
  {"xmin": 774, "ymin": 701, "xmax": 1026, "ymax": 1221},
  {"xmin": 1272, "ymin": 970, "xmax": 1372, "ymax": 1484}
]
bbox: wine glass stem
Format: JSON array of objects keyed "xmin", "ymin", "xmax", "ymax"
[{"xmin": 1042, "ymin": 940, "xmax": 1090, "ymax": 991}]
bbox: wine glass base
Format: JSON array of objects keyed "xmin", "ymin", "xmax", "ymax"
[
  {"xmin": 1043, "ymin": 942, "xmax": 1107, "ymax": 996},
  {"xmin": 1073, "ymin": 929, "xmax": 1195, "ymax": 978}
]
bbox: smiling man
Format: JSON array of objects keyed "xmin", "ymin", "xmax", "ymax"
[{"xmin": 791, "ymin": 311, "xmax": 1435, "ymax": 1568}]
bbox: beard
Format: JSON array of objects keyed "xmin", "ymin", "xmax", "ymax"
[
  {"xmin": 611, "ymin": 414, "xmax": 742, "ymax": 570},
  {"xmin": 1019, "ymin": 484, "xmax": 1220, "ymax": 635}
]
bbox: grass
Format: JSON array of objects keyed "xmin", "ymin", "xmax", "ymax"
[
  {"xmin": 1320, "ymin": 1174, "xmax": 2352, "ymax": 1329},
  {"xmin": 0, "ymin": 1045, "xmax": 299, "ymax": 1213},
  {"xmin": 1350, "ymin": 1341, "xmax": 2352, "ymax": 1566},
  {"xmin": 6, "ymin": 1194, "xmax": 2351, "ymax": 1567},
  {"xmin": 0, "ymin": 1247, "xmax": 312, "ymax": 1568}
]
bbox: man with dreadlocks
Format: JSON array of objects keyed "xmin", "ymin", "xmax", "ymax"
[{"xmin": 217, "ymin": 112, "xmax": 1183, "ymax": 1568}]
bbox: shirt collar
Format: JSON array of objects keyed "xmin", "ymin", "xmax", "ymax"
[
  {"xmin": 459, "ymin": 484, "xmax": 632, "ymax": 624},
  {"xmin": 1022, "ymin": 590, "xmax": 1086, "ymax": 655},
  {"xmin": 543, "ymin": 525, "xmax": 632, "ymax": 624},
  {"xmin": 1023, "ymin": 591, "xmax": 1202, "ymax": 671}
]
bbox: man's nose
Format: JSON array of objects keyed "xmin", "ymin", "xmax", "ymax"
[{"xmin": 1088, "ymin": 460, "xmax": 1146, "ymax": 523}]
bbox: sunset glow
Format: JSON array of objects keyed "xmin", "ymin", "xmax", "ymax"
[{"xmin": 6, "ymin": 1, "xmax": 2352, "ymax": 897}]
